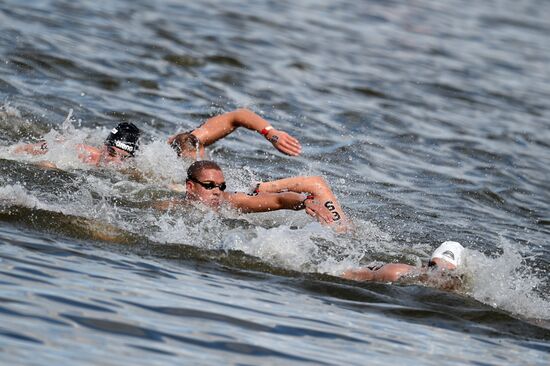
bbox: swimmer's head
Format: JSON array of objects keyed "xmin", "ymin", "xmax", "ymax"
[
  {"xmin": 105, "ymin": 122, "xmax": 141, "ymax": 156},
  {"xmin": 185, "ymin": 160, "xmax": 225, "ymax": 208},
  {"xmin": 430, "ymin": 241, "xmax": 465, "ymax": 269},
  {"xmin": 170, "ymin": 132, "xmax": 204, "ymax": 160}
]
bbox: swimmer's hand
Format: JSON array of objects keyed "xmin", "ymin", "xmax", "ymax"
[
  {"xmin": 304, "ymin": 197, "xmax": 334, "ymax": 225},
  {"xmin": 265, "ymin": 129, "xmax": 302, "ymax": 156}
]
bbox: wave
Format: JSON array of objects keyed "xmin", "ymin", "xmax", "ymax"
[{"xmin": 0, "ymin": 104, "xmax": 548, "ymax": 323}]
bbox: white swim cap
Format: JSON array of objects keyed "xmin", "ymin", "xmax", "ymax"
[{"xmin": 430, "ymin": 241, "xmax": 465, "ymax": 267}]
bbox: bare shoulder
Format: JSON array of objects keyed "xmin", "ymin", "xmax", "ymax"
[
  {"xmin": 75, "ymin": 144, "xmax": 101, "ymax": 164},
  {"xmin": 76, "ymin": 144, "xmax": 100, "ymax": 153}
]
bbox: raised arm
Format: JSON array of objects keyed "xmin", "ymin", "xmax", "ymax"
[
  {"xmin": 169, "ymin": 108, "xmax": 302, "ymax": 156},
  {"xmin": 255, "ymin": 176, "xmax": 348, "ymax": 227}
]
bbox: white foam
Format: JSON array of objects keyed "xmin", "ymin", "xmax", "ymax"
[
  {"xmin": 221, "ymin": 221, "xmax": 333, "ymax": 271},
  {"xmin": 465, "ymin": 239, "xmax": 550, "ymax": 319},
  {"xmin": 0, "ymin": 102, "xmax": 22, "ymax": 119},
  {"xmin": 0, "ymin": 185, "xmax": 43, "ymax": 209},
  {"xmin": 3, "ymin": 111, "xmax": 101, "ymax": 170},
  {"xmin": 2, "ymin": 110, "xmax": 548, "ymax": 320},
  {"xmin": 133, "ymin": 139, "xmax": 187, "ymax": 184}
]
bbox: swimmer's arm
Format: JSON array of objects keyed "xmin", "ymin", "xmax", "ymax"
[
  {"xmin": 256, "ymin": 176, "xmax": 329, "ymax": 194},
  {"xmin": 12, "ymin": 141, "xmax": 48, "ymax": 155},
  {"xmin": 224, "ymin": 192, "xmax": 331, "ymax": 224},
  {"xmin": 256, "ymin": 176, "xmax": 348, "ymax": 226},
  {"xmin": 226, "ymin": 191, "xmax": 335, "ymax": 224},
  {"xmin": 341, "ymin": 263, "xmax": 416, "ymax": 282},
  {"xmin": 192, "ymin": 108, "xmax": 302, "ymax": 156},
  {"xmin": 225, "ymin": 192, "xmax": 304, "ymax": 213},
  {"xmin": 11, "ymin": 142, "xmax": 60, "ymax": 168}
]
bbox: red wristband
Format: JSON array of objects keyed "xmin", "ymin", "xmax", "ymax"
[
  {"xmin": 301, "ymin": 194, "xmax": 315, "ymax": 208},
  {"xmin": 253, "ymin": 183, "xmax": 261, "ymax": 194},
  {"xmin": 303, "ymin": 194, "xmax": 314, "ymax": 202},
  {"xmin": 260, "ymin": 126, "xmax": 273, "ymax": 136}
]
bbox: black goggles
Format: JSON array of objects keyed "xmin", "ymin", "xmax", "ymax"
[{"xmin": 188, "ymin": 177, "xmax": 226, "ymax": 191}]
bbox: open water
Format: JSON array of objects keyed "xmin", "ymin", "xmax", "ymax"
[{"xmin": 0, "ymin": 0, "xmax": 549, "ymax": 364}]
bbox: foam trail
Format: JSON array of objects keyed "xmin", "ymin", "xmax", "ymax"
[
  {"xmin": 0, "ymin": 185, "xmax": 43, "ymax": 209},
  {"xmin": 466, "ymin": 239, "xmax": 550, "ymax": 319}
]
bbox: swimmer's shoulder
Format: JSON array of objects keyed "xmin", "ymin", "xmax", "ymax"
[
  {"xmin": 76, "ymin": 144, "xmax": 101, "ymax": 164},
  {"xmin": 75, "ymin": 144, "xmax": 100, "ymax": 153}
]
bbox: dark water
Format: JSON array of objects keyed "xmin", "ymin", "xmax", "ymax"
[{"xmin": 1, "ymin": 0, "xmax": 549, "ymax": 364}]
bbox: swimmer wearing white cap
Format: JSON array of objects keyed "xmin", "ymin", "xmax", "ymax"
[{"xmin": 341, "ymin": 241, "xmax": 465, "ymax": 283}]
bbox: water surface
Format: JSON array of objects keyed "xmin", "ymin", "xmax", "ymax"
[{"xmin": 0, "ymin": 0, "xmax": 549, "ymax": 364}]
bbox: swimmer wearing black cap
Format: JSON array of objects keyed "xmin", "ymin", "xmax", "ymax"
[
  {"xmin": 167, "ymin": 108, "xmax": 302, "ymax": 160},
  {"xmin": 14, "ymin": 122, "xmax": 141, "ymax": 167},
  {"xmin": 155, "ymin": 160, "xmax": 349, "ymax": 230}
]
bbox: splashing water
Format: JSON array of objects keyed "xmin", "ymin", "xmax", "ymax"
[
  {"xmin": 0, "ymin": 103, "xmax": 549, "ymax": 321},
  {"xmin": 466, "ymin": 239, "xmax": 550, "ymax": 320}
]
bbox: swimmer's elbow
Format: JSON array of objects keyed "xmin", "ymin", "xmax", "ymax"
[
  {"xmin": 375, "ymin": 264, "xmax": 415, "ymax": 282},
  {"xmin": 234, "ymin": 107, "xmax": 253, "ymax": 115},
  {"xmin": 231, "ymin": 108, "xmax": 256, "ymax": 126},
  {"xmin": 305, "ymin": 176, "xmax": 330, "ymax": 194}
]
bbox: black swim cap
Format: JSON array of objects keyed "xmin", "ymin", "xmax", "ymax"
[{"xmin": 105, "ymin": 122, "xmax": 141, "ymax": 155}]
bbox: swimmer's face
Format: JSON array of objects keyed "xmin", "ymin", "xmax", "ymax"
[
  {"xmin": 186, "ymin": 168, "xmax": 225, "ymax": 208},
  {"xmin": 428, "ymin": 258, "xmax": 457, "ymax": 271},
  {"xmin": 100, "ymin": 145, "xmax": 133, "ymax": 165}
]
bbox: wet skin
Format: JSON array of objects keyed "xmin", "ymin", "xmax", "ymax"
[
  {"xmin": 341, "ymin": 257, "xmax": 458, "ymax": 283},
  {"xmin": 77, "ymin": 144, "xmax": 133, "ymax": 166},
  {"xmin": 185, "ymin": 168, "xmax": 225, "ymax": 208}
]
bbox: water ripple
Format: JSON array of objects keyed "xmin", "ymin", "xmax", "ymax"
[{"xmin": 0, "ymin": 0, "xmax": 549, "ymax": 364}]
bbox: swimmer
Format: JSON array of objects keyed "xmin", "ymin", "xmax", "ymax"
[
  {"xmin": 13, "ymin": 122, "xmax": 141, "ymax": 167},
  {"xmin": 156, "ymin": 160, "xmax": 347, "ymax": 228},
  {"xmin": 341, "ymin": 241, "xmax": 465, "ymax": 286},
  {"xmin": 168, "ymin": 108, "xmax": 302, "ymax": 159}
]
